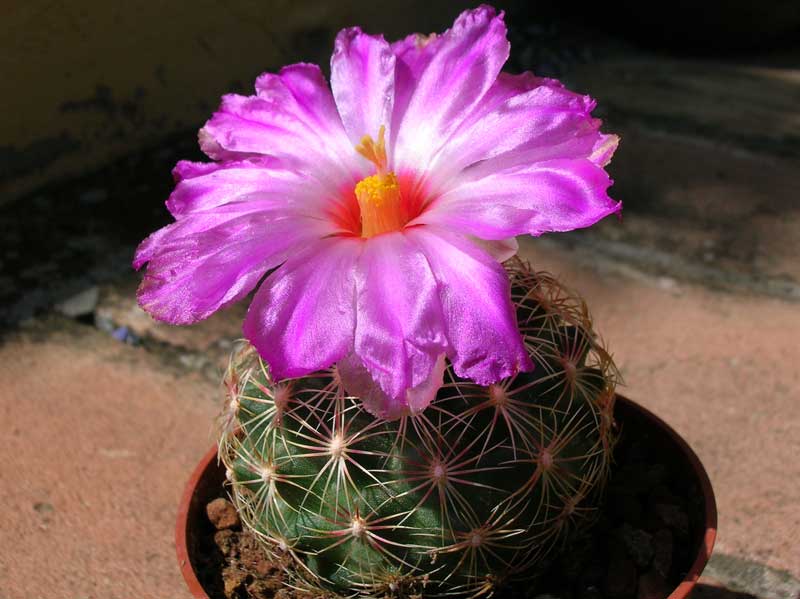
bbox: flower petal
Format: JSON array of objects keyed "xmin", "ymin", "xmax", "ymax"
[
  {"xmin": 406, "ymin": 227, "xmax": 532, "ymax": 385},
  {"xmin": 165, "ymin": 159, "xmax": 330, "ymax": 220},
  {"xmin": 135, "ymin": 213, "xmax": 331, "ymax": 325},
  {"xmin": 256, "ymin": 64, "xmax": 346, "ymax": 145},
  {"xmin": 391, "ymin": 6, "xmax": 509, "ymax": 175},
  {"xmin": 354, "ymin": 232, "xmax": 448, "ymax": 400},
  {"xmin": 200, "ymin": 64, "xmax": 358, "ymax": 187},
  {"xmin": 417, "ymin": 158, "xmax": 620, "ymax": 240},
  {"xmin": 430, "ymin": 73, "xmax": 610, "ymax": 183},
  {"xmin": 469, "ymin": 236, "xmax": 519, "ymax": 262},
  {"xmin": 338, "ymin": 352, "xmax": 446, "ymax": 420},
  {"xmin": 404, "ymin": 353, "xmax": 447, "ymax": 415},
  {"xmin": 330, "ymin": 28, "xmax": 395, "ymax": 147},
  {"xmin": 243, "ymin": 237, "xmax": 362, "ymax": 380},
  {"xmin": 172, "ymin": 159, "xmax": 233, "ymax": 182}
]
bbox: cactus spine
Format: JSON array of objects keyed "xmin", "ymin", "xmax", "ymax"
[{"xmin": 218, "ymin": 259, "xmax": 618, "ymax": 597}]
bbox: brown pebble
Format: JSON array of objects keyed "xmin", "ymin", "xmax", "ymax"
[
  {"xmin": 240, "ymin": 535, "xmax": 274, "ymax": 578},
  {"xmin": 214, "ymin": 529, "xmax": 236, "ymax": 556},
  {"xmin": 207, "ymin": 497, "xmax": 240, "ymax": 530},
  {"xmin": 254, "ymin": 558, "xmax": 275, "ymax": 578},
  {"xmin": 222, "ymin": 563, "xmax": 248, "ymax": 597},
  {"xmin": 637, "ymin": 570, "xmax": 671, "ymax": 599}
]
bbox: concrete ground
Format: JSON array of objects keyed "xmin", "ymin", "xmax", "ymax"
[
  {"xmin": 1, "ymin": 37, "xmax": 798, "ymax": 599},
  {"xmin": 2, "ymin": 236, "xmax": 798, "ymax": 599}
]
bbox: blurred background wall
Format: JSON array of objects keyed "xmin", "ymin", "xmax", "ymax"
[
  {"xmin": 4, "ymin": 0, "xmax": 800, "ymax": 205},
  {"xmin": 1, "ymin": 0, "xmax": 481, "ymax": 204}
]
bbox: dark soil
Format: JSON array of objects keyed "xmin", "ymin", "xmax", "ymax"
[{"xmin": 192, "ymin": 404, "xmax": 705, "ymax": 599}]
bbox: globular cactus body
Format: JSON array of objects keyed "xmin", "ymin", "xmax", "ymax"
[{"xmin": 218, "ymin": 260, "xmax": 618, "ymax": 597}]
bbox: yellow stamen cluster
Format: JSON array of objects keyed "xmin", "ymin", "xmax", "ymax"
[
  {"xmin": 353, "ymin": 125, "xmax": 406, "ymax": 238},
  {"xmin": 354, "ymin": 171, "xmax": 399, "ymax": 207}
]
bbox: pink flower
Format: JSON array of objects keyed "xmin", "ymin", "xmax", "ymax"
[{"xmin": 134, "ymin": 6, "xmax": 620, "ymax": 418}]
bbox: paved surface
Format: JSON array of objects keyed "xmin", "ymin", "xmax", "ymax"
[
  {"xmin": 0, "ymin": 319, "xmax": 219, "ymax": 599},
  {"xmin": 1, "ymin": 31, "xmax": 799, "ymax": 599},
  {"xmin": 2, "ymin": 237, "xmax": 798, "ymax": 599}
]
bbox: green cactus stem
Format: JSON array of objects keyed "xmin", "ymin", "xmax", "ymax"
[{"xmin": 217, "ymin": 259, "xmax": 618, "ymax": 597}]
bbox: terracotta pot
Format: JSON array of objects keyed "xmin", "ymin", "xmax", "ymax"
[{"xmin": 176, "ymin": 395, "xmax": 717, "ymax": 599}]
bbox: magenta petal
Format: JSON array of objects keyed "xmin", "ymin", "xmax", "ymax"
[
  {"xmin": 166, "ymin": 160, "xmax": 329, "ymax": 219},
  {"xmin": 256, "ymin": 64, "xmax": 345, "ymax": 143},
  {"xmin": 468, "ymin": 236, "xmax": 519, "ymax": 262},
  {"xmin": 404, "ymin": 353, "xmax": 447, "ymax": 415},
  {"xmin": 430, "ymin": 72, "xmax": 607, "ymax": 183},
  {"xmin": 354, "ymin": 232, "xmax": 448, "ymax": 400},
  {"xmin": 338, "ymin": 352, "xmax": 446, "ymax": 420},
  {"xmin": 243, "ymin": 237, "xmax": 362, "ymax": 380},
  {"xmin": 392, "ymin": 6, "xmax": 509, "ymax": 174},
  {"xmin": 135, "ymin": 214, "xmax": 331, "ymax": 325},
  {"xmin": 200, "ymin": 66, "xmax": 358, "ymax": 187},
  {"xmin": 337, "ymin": 353, "xmax": 389, "ymax": 416},
  {"xmin": 418, "ymin": 158, "xmax": 620, "ymax": 240},
  {"xmin": 405, "ymin": 227, "xmax": 532, "ymax": 385},
  {"xmin": 172, "ymin": 159, "xmax": 231, "ymax": 182},
  {"xmin": 331, "ymin": 27, "xmax": 395, "ymax": 147}
]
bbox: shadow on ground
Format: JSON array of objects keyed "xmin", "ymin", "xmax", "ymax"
[{"xmin": 693, "ymin": 583, "xmax": 758, "ymax": 599}]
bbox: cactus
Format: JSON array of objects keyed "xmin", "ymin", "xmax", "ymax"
[{"xmin": 217, "ymin": 259, "xmax": 618, "ymax": 597}]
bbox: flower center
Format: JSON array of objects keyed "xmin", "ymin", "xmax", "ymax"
[{"xmin": 354, "ymin": 125, "xmax": 407, "ymax": 238}]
